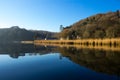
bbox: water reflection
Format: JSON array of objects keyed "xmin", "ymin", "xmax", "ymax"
[
  {"xmin": 0, "ymin": 43, "xmax": 58, "ymax": 58},
  {"xmin": 58, "ymin": 47, "xmax": 120, "ymax": 77},
  {"xmin": 0, "ymin": 43, "xmax": 120, "ymax": 80}
]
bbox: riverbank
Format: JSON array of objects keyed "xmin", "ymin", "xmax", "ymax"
[{"xmin": 34, "ymin": 38, "xmax": 120, "ymax": 46}]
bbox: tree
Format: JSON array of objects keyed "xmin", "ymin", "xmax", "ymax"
[
  {"xmin": 94, "ymin": 30, "xmax": 105, "ymax": 39},
  {"xmin": 116, "ymin": 10, "xmax": 120, "ymax": 18},
  {"xmin": 83, "ymin": 31, "xmax": 90, "ymax": 38},
  {"xmin": 60, "ymin": 29, "xmax": 70, "ymax": 39},
  {"xmin": 68, "ymin": 30, "xmax": 78, "ymax": 39},
  {"xmin": 106, "ymin": 27, "xmax": 119, "ymax": 38},
  {"xmin": 60, "ymin": 25, "xmax": 64, "ymax": 32}
]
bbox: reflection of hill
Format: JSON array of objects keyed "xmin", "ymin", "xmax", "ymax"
[
  {"xmin": 0, "ymin": 43, "xmax": 58, "ymax": 58},
  {"xmin": 59, "ymin": 47, "xmax": 120, "ymax": 76},
  {"xmin": 0, "ymin": 43, "xmax": 35, "ymax": 53},
  {"xmin": 34, "ymin": 45, "xmax": 58, "ymax": 54},
  {"xmin": 1, "ymin": 43, "xmax": 120, "ymax": 77}
]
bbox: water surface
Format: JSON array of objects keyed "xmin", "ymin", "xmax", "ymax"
[{"xmin": 0, "ymin": 43, "xmax": 119, "ymax": 80}]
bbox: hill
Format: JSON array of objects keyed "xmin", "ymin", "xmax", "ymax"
[
  {"xmin": 0, "ymin": 26, "xmax": 57, "ymax": 43},
  {"xmin": 60, "ymin": 10, "xmax": 120, "ymax": 39}
]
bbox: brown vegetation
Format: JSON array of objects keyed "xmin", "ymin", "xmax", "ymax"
[
  {"xmin": 34, "ymin": 38, "xmax": 120, "ymax": 46},
  {"xmin": 59, "ymin": 10, "xmax": 120, "ymax": 39}
]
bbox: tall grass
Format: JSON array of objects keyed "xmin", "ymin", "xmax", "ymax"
[{"xmin": 34, "ymin": 38, "xmax": 120, "ymax": 47}]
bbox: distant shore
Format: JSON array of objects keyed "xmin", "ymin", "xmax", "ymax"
[{"xmin": 21, "ymin": 41, "xmax": 34, "ymax": 44}]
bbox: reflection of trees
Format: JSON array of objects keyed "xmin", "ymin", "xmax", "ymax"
[
  {"xmin": 1, "ymin": 43, "xmax": 120, "ymax": 77},
  {"xmin": 0, "ymin": 43, "xmax": 35, "ymax": 53},
  {"xmin": 59, "ymin": 47, "xmax": 120, "ymax": 76}
]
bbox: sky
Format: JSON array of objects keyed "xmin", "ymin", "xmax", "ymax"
[{"xmin": 0, "ymin": 0, "xmax": 120, "ymax": 32}]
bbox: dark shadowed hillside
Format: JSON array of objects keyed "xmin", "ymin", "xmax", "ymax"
[
  {"xmin": 0, "ymin": 26, "xmax": 57, "ymax": 42},
  {"xmin": 60, "ymin": 10, "xmax": 120, "ymax": 39}
]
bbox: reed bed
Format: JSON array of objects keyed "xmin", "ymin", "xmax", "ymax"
[{"xmin": 34, "ymin": 38, "xmax": 120, "ymax": 46}]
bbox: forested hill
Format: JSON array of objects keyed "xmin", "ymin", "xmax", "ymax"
[
  {"xmin": 60, "ymin": 10, "xmax": 120, "ymax": 39},
  {"xmin": 0, "ymin": 26, "xmax": 57, "ymax": 42}
]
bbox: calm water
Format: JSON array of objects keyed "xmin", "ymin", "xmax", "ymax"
[{"xmin": 0, "ymin": 43, "xmax": 119, "ymax": 80}]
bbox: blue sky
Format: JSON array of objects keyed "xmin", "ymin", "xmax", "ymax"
[{"xmin": 0, "ymin": 0, "xmax": 120, "ymax": 32}]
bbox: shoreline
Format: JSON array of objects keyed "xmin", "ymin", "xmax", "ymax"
[
  {"xmin": 21, "ymin": 38, "xmax": 120, "ymax": 51},
  {"xmin": 34, "ymin": 38, "xmax": 120, "ymax": 46}
]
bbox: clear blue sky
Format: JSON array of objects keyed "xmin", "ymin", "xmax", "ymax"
[{"xmin": 0, "ymin": 0, "xmax": 120, "ymax": 32}]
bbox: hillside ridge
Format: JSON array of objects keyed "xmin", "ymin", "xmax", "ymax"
[{"xmin": 60, "ymin": 10, "xmax": 120, "ymax": 39}]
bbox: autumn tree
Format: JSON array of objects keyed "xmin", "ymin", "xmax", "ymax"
[
  {"xmin": 106, "ymin": 27, "xmax": 116, "ymax": 38},
  {"xmin": 94, "ymin": 30, "xmax": 105, "ymax": 39},
  {"xmin": 83, "ymin": 31, "xmax": 90, "ymax": 38},
  {"xmin": 60, "ymin": 29, "xmax": 70, "ymax": 39}
]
